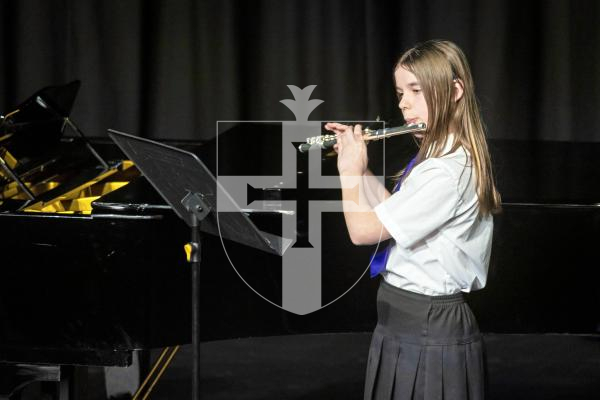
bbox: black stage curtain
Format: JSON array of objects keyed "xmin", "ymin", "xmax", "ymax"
[{"xmin": 0, "ymin": 0, "xmax": 599, "ymax": 142}]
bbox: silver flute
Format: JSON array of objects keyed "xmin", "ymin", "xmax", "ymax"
[{"xmin": 298, "ymin": 122, "xmax": 426, "ymax": 153}]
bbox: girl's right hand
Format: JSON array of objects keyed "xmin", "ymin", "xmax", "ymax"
[{"xmin": 324, "ymin": 122, "xmax": 368, "ymax": 176}]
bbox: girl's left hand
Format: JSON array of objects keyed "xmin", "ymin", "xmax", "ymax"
[{"xmin": 324, "ymin": 122, "xmax": 368, "ymax": 176}]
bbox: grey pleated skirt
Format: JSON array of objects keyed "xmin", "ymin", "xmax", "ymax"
[{"xmin": 364, "ymin": 279, "xmax": 485, "ymax": 400}]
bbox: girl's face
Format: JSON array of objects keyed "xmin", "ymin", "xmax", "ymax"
[{"xmin": 394, "ymin": 66, "xmax": 429, "ymax": 136}]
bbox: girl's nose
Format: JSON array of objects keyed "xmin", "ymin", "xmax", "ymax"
[{"xmin": 399, "ymin": 98, "xmax": 408, "ymax": 111}]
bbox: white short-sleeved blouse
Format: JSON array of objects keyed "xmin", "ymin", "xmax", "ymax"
[{"xmin": 373, "ymin": 141, "xmax": 493, "ymax": 295}]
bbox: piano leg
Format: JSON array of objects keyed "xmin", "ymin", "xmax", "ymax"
[{"xmin": 105, "ymin": 351, "xmax": 142, "ymax": 399}]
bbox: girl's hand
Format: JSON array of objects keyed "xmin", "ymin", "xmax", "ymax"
[{"xmin": 324, "ymin": 122, "xmax": 368, "ymax": 176}]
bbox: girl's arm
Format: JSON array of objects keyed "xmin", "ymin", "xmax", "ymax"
[
  {"xmin": 362, "ymin": 169, "xmax": 391, "ymax": 207},
  {"xmin": 325, "ymin": 122, "xmax": 392, "ymax": 245},
  {"xmin": 339, "ymin": 174, "xmax": 392, "ymax": 245}
]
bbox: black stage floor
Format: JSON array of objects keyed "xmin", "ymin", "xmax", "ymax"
[
  {"xmin": 143, "ymin": 332, "xmax": 600, "ymax": 400},
  {"xmin": 12, "ymin": 332, "xmax": 600, "ymax": 399}
]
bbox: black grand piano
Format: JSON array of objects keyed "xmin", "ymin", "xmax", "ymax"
[
  {"xmin": 0, "ymin": 82, "xmax": 598, "ymax": 399},
  {"xmin": 0, "ymin": 82, "xmax": 194, "ymax": 397}
]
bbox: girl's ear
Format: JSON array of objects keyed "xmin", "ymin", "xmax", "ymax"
[{"xmin": 453, "ymin": 78, "xmax": 464, "ymax": 102}]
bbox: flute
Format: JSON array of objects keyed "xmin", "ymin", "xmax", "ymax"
[{"xmin": 298, "ymin": 122, "xmax": 426, "ymax": 153}]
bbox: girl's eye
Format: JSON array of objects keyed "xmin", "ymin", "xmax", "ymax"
[
  {"xmin": 396, "ymin": 92, "xmax": 403, "ymax": 100},
  {"xmin": 413, "ymin": 89, "xmax": 421, "ymax": 94}
]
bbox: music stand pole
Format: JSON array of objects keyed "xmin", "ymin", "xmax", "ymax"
[
  {"xmin": 107, "ymin": 129, "xmax": 291, "ymax": 399},
  {"xmin": 182, "ymin": 192, "xmax": 210, "ymax": 400}
]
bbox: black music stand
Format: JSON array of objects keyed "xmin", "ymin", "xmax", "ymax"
[{"xmin": 107, "ymin": 129, "xmax": 290, "ymax": 400}]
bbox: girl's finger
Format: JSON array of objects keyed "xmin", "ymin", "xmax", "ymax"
[
  {"xmin": 342, "ymin": 124, "xmax": 355, "ymax": 144},
  {"xmin": 325, "ymin": 122, "xmax": 350, "ymax": 132},
  {"xmin": 354, "ymin": 124, "xmax": 363, "ymax": 137}
]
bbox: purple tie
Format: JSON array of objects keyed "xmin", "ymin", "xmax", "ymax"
[{"xmin": 369, "ymin": 156, "xmax": 417, "ymax": 278}]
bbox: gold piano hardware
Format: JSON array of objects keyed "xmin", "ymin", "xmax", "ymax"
[
  {"xmin": 0, "ymin": 133, "xmax": 14, "ymax": 143},
  {"xmin": 24, "ymin": 160, "xmax": 137, "ymax": 214},
  {"xmin": 0, "ymin": 109, "xmax": 19, "ymax": 151},
  {"xmin": 1, "ymin": 180, "xmax": 60, "ymax": 200},
  {"xmin": 0, "ymin": 147, "xmax": 18, "ymax": 177}
]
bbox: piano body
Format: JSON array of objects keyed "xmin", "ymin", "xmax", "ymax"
[{"xmin": 0, "ymin": 82, "xmax": 192, "ymax": 369}]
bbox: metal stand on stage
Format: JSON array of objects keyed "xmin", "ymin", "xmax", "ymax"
[{"xmin": 107, "ymin": 129, "xmax": 290, "ymax": 400}]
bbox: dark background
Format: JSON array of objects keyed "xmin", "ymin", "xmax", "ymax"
[
  {"xmin": 0, "ymin": 4, "xmax": 598, "ymax": 398},
  {"xmin": 1, "ymin": 0, "xmax": 599, "ymax": 142}
]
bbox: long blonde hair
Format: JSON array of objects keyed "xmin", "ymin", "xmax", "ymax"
[{"xmin": 395, "ymin": 39, "xmax": 501, "ymax": 215}]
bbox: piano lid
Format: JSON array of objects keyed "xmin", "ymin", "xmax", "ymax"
[
  {"xmin": 10, "ymin": 79, "xmax": 80, "ymax": 120},
  {"xmin": 0, "ymin": 80, "xmax": 81, "ymax": 160},
  {"xmin": 0, "ymin": 81, "xmax": 123, "ymax": 213}
]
